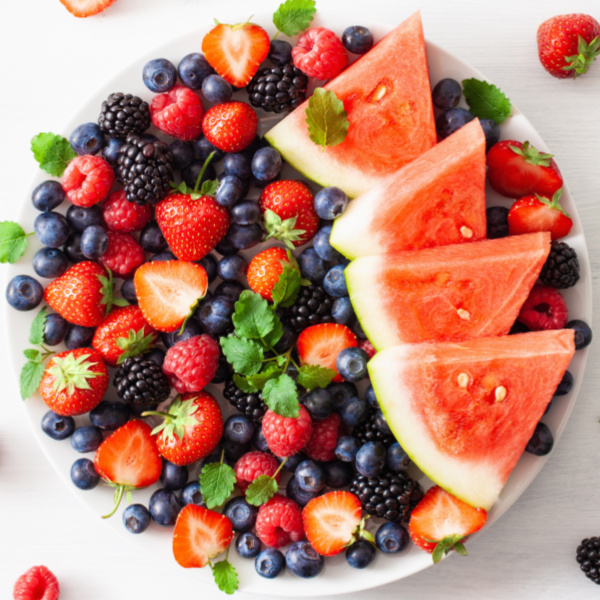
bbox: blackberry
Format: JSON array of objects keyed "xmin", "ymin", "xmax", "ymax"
[
  {"xmin": 223, "ymin": 380, "xmax": 266, "ymax": 422},
  {"xmin": 247, "ymin": 64, "xmax": 308, "ymax": 113},
  {"xmin": 114, "ymin": 355, "xmax": 171, "ymax": 413},
  {"xmin": 287, "ymin": 284, "xmax": 334, "ymax": 331},
  {"xmin": 539, "ymin": 241, "xmax": 580, "ymax": 289},
  {"xmin": 352, "ymin": 410, "xmax": 396, "ymax": 447},
  {"xmin": 98, "ymin": 93, "xmax": 151, "ymax": 138},
  {"xmin": 577, "ymin": 537, "xmax": 600, "ymax": 585},
  {"xmin": 350, "ymin": 470, "xmax": 422, "ymax": 522},
  {"xmin": 117, "ymin": 135, "xmax": 173, "ymax": 205}
]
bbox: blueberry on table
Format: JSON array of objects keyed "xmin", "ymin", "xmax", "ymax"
[
  {"xmin": 169, "ymin": 140, "xmax": 194, "ymax": 172},
  {"xmin": 70, "ymin": 458, "xmax": 100, "ymax": 490},
  {"xmin": 237, "ymin": 532, "xmax": 262, "ymax": 559},
  {"xmin": 323, "ymin": 264, "xmax": 348, "ymax": 297},
  {"xmin": 89, "ymin": 401, "xmax": 130, "ymax": 431},
  {"xmin": 33, "ymin": 247, "xmax": 69, "ymax": 279},
  {"xmin": 525, "ymin": 422, "xmax": 554, "ymax": 456},
  {"xmin": 34, "ymin": 211, "xmax": 70, "ymax": 248},
  {"xmin": 223, "ymin": 496, "xmax": 258, "ymax": 533},
  {"xmin": 554, "ymin": 370, "xmax": 573, "ymax": 396},
  {"xmin": 355, "ymin": 441, "xmax": 387, "ymax": 477},
  {"xmin": 178, "ymin": 52, "xmax": 214, "ymax": 89},
  {"xmin": 119, "ymin": 278, "xmax": 137, "ymax": 305},
  {"xmin": 41, "ymin": 410, "xmax": 75, "ymax": 440},
  {"xmin": 335, "ymin": 435, "xmax": 361, "ymax": 463},
  {"xmin": 252, "ymin": 426, "xmax": 270, "ymax": 454},
  {"xmin": 342, "ymin": 25, "xmax": 374, "ymax": 55},
  {"xmin": 31, "ymin": 180, "xmax": 65, "ymax": 211},
  {"xmin": 150, "ymin": 250, "xmax": 177, "ymax": 262},
  {"xmin": 196, "ymin": 253, "xmax": 218, "ymax": 283},
  {"xmin": 339, "ymin": 395, "xmax": 369, "ymax": 426},
  {"xmin": 480, "ymin": 118, "xmax": 501, "ymax": 152},
  {"xmin": 252, "ymin": 147, "xmax": 282, "ymax": 182},
  {"xmin": 255, "ymin": 548, "xmax": 285, "ymax": 578},
  {"xmin": 65, "ymin": 325, "xmax": 95, "ymax": 350},
  {"xmin": 139, "ymin": 221, "xmax": 167, "ymax": 254},
  {"xmin": 313, "ymin": 225, "xmax": 343, "ymax": 262},
  {"xmin": 387, "ymin": 442, "xmax": 411, "ymax": 472},
  {"xmin": 194, "ymin": 135, "xmax": 224, "ymax": 162},
  {"xmin": 216, "ymin": 175, "xmax": 244, "ymax": 208},
  {"xmin": 70, "ymin": 425, "xmax": 104, "ymax": 453},
  {"xmin": 102, "ymin": 137, "xmax": 125, "ymax": 165},
  {"xmin": 323, "ymin": 460, "xmax": 354, "ymax": 489},
  {"xmin": 143, "ymin": 58, "xmax": 177, "ymax": 93},
  {"xmin": 346, "ymin": 538, "xmax": 376, "ymax": 569},
  {"xmin": 295, "ymin": 460, "xmax": 326, "ymax": 494},
  {"xmin": 224, "ymin": 414, "xmax": 255, "ymax": 445},
  {"xmin": 566, "ymin": 319, "xmax": 592, "ymax": 350},
  {"xmin": 227, "ymin": 223, "xmax": 263, "ymax": 250},
  {"xmin": 202, "ymin": 74, "xmax": 233, "ymax": 103},
  {"xmin": 6, "ymin": 275, "xmax": 43, "ymax": 311},
  {"xmin": 196, "ymin": 294, "xmax": 234, "ymax": 336},
  {"xmin": 280, "ymin": 451, "xmax": 307, "ymax": 472},
  {"xmin": 161, "ymin": 318, "xmax": 203, "ymax": 349},
  {"xmin": 365, "ymin": 384, "xmax": 378, "ymax": 408},
  {"xmin": 375, "ymin": 522, "xmax": 409, "ymax": 553},
  {"xmin": 432, "ymin": 78, "xmax": 462, "ymax": 110},
  {"xmin": 123, "ymin": 503, "xmax": 152, "ymax": 534},
  {"xmin": 336, "ymin": 347, "xmax": 369, "ymax": 382},
  {"xmin": 486, "ymin": 206, "xmax": 509, "ymax": 239},
  {"xmin": 298, "ymin": 247, "xmax": 328, "ymax": 284},
  {"xmin": 268, "ymin": 39, "xmax": 293, "ymax": 66},
  {"xmin": 149, "ymin": 488, "xmax": 183, "ymax": 526},
  {"xmin": 66, "ymin": 204, "xmax": 104, "ymax": 233},
  {"xmin": 223, "ymin": 153, "xmax": 252, "ymax": 181},
  {"xmin": 43, "ymin": 313, "xmax": 69, "ymax": 346},
  {"xmin": 328, "ymin": 382, "xmax": 358, "ymax": 410},
  {"xmin": 70, "ymin": 122, "xmax": 106, "ymax": 156},
  {"xmin": 213, "ymin": 280, "xmax": 244, "ymax": 302},
  {"xmin": 287, "ymin": 476, "xmax": 320, "ymax": 507},
  {"xmin": 180, "ymin": 481, "xmax": 203, "ymax": 506},
  {"xmin": 302, "ymin": 388, "xmax": 333, "ymax": 420},
  {"xmin": 181, "ymin": 159, "xmax": 216, "ymax": 189},
  {"xmin": 436, "ymin": 107, "xmax": 474, "ymax": 140},
  {"xmin": 285, "ymin": 541, "xmax": 324, "ymax": 578},
  {"xmin": 160, "ymin": 461, "xmax": 189, "ymax": 491}
]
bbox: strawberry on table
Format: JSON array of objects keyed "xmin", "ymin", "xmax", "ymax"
[
  {"xmin": 150, "ymin": 84, "xmax": 204, "ymax": 141},
  {"xmin": 59, "ymin": 0, "xmax": 117, "ymax": 17},
  {"xmin": 62, "ymin": 154, "xmax": 115, "ymax": 207},
  {"xmin": 201, "ymin": 101, "xmax": 258, "ymax": 153},
  {"xmin": 246, "ymin": 246, "xmax": 291, "ymax": 301}
]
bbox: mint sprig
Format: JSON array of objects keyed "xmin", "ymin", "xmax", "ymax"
[
  {"xmin": 211, "ymin": 559, "xmax": 239, "ymax": 595},
  {"xmin": 199, "ymin": 457, "xmax": 237, "ymax": 509},
  {"xmin": 273, "ymin": 0, "xmax": 316, "ymax": 38},
  {"xmin": 271, "ymin": 264, "xmax": 302, "ymax": 308},
  {"xmin": 20, "ymin": 307, "xmax": 55, "ymax": 400},
  {"xmin": 462, "ymin": 78, "xmax": 512, "ymax": 124},
  {"xmin": 262, "ymin": 373, "xmax": 299, "ymax": 417},
  {"xmin": 297, "ymin": 364, "xmax": 336, "ymax": 390},
  {"xmin": 31, "ymin": 132, "xmax": 77, "ymax": 177},
  {"xmin": 245, "ymin": 458, "xmax": 287, "ymax": 506},
  {"xmin": 0, "ymin": 221, "xmax": 34, "ymax": 264},
  {"xmin": 306, "ymin": 88, "xmax": 350, "ymax": 147}
]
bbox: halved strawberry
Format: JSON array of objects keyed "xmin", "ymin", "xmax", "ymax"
[
  {"xmin": 202, "ymin": 21, "xmax": 270, "ymax": 87},
  {"xmin": 302, "ymin": 491, "xmax": 363, "ymax": 556},
  {"xmin": 296, "ymin": 323, "xmax": 357, "ymax": 382},
  {"xmin": 172, "ymin": 504, "xmax": 234, "ymax": 568},
  {"xmin": 59, "ymin": 0, "xmax": 117, "ymax": 19},
  {"xmin": 408, "ymin": 485, "xmax": 487, "ymax": 563},
  {"xmin": 133, "ymin": 261, "xmax": 208, "ymax": 332}
]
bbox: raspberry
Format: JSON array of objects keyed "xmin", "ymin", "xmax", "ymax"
[
  {"xmin": 150, "ymin": 84, "xmax": 204, "ymax": 141},
  {"xmin": 292, "ymin": 27, "xmax": 348, "ymax": 80},
  {"xmin": 255, "ymin": 494, "xmax": 305, "ymax": 548},
  {"xmin": 517, "ymin": 285, "xmax": 568, "ymax": 331},
  {"xmin": 99, "ymin": 231, "xmax": 145, "ymax": 278},
  {"xmin": 162, "ymin": 334, "xmax": 220, "ymax": 393},
  {"xmin": 262, "ymin": 405, "xmax": 313, "ymax": 458},
  {"xmin": 62, "ymin": 155, "xmax": 115, "ymax": 207},
  {"xmin": 103, "ymin": 189, "xmax": 152, "ymax": 233},
  {"xmin": 13, "ymin": 565, "xmax": 59, "ymax": 600},
  {"xmin": 358, "ymin": 338, "xmax": 376, "ymax": 359},
  {"xmin": 234, "ymin": 451, "xmax": 281, "ymax": 492},
  {"xmin": 304, "ymin": 412, "xmax": 342, "ymax": 462}
]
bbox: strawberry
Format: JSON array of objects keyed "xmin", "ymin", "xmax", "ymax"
[
  {"xmin": 94, "ymin": 419, "xmax": 162, "ymax": 518},
  {"xmin": 202, "ymin": 21, "xmax": 270, "ymax": 87},
  {"xmin": 537, "ymin": 14, "xmax": 600, "ymax": 78},
  {"xmin": 507, "ymin": 189, "xmax": 573, "ymax": 241},
  {"xmin": 172, "ymin": 504, "xmax": 234, "ymax": 568},
  {"xmin": 259, "ymin": 180, "xmax": 319, "ymax": 248},
  {"xmin": 408, "ymin": 485, "xmax": 487, "ymax": 563},
  {"xmin": 302, "ymin": 491, "xmax": 363, "ymax": 556},
  {"xmin": 39, "ymin": 348, "xmax": 108, "ymax": 416},
  {"xmin": 92, "ymin": 305, "xmax": 158, "ymax": 367},
  {"xmin": 246, "ymin": 246, "xmax": 291, "ymax": 301},
  {"xmin": 201, "ymin": 101, "xmax": 258, "ymax": 153},
  {"xmin": 296, "ymin": 323, "xmax": 357, "ymax": 382},
  {"xmin": 59, "ymin": 0, "xmax": 116, "ymax": 18},
  {"xmin": 486, "ymin": 140, "xmax": 563, "ymax": 199},
  {"xmin": 133, "ymin": 260, "xmax": 209, "ymax": 333}
]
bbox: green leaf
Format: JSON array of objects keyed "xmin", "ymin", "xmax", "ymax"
[
  {"xmin": 432, "ymin": 541, "xmax": 448, "ymax": 564},
  {"xmin": 23, "ymin": 348, "xmax": 42, "ymax": 363},
  {"xmin": 220, "ymin": 335, "xmax": 264, "ymax": 376},
  {"xmin": 232, "ymin": 373, "xmax": 260, "ymax": 394},
  {"xmin": 261, "ymin": 373, "xmax": 299, "ymax": 417},
  {"xmin": 29, "ymin": 307, "xmax": 48, "ymax": 346},
  {"xmin": 212, "ymin": 560, "xmax": 239, "ymax": 595},
  {"xmin": 272, "ymin": 265, "xmax": 302, "ymax": 309},
  {"xmin": 462, "ymin": 78, "xmax": 512, "ymax": 124},
  {"xmin": 199, "ymin": 462, "xmax": 236, "ymax": 509},
  {"xmin": 245, "ymin": 474, "xmax": 279, "ymax": 506},
  {"xmin": 0, "ymin": 221, "xmax": 31, "ymax": 264},
  {"xmin": 20, "ymin": 360, "xmax": 45, "ymax": 400},
  {"xmin": 31, "ymin": 132, "xmax": 77, "ymax": 177},
  {"xmin": 305, "ymin": 88, "xmax": 350, "ymax": 148},
  {"xmin": 200, "ymin": 179, "xmax": 219, "ymax": 197},
  {"xmin": 247, "ymin": 363, "xmax": 283, "ymax": 391},
  {"xmin": 263, "ymin": 209, "xmax": 306, "ymax": 250},
  {"xmin": 232, "ymin": 290, "xmax": 276, "ymax": 341},
  {"xmin": 297, "ymin": 364, "xmax": 336, "ymax": 390},
  {"xmin": 273, "ymin": 0, "xmax": 316, "ymax": 36},
  {"xmin": 262, "ymin": 315, "xmax": 283, "ymax": 348}
]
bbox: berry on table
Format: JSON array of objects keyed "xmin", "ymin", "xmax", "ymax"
[
  {"xmin": 323, "ymin": 264, "xmax": 348, "ymax": 297},
  {"xmin": 285, "ymin": 541, "xmax": 325, "ymax": 578},
  {"xmin": 237, "ymin": 531, "xmax": 262, "ymax": 559},
  {"xmin": 303, "ymin": 412, "xmax": 342, "ymax": 462},
  {"xmin": 70, "ymin": 122, "xmax": 106, "ymax": 155},
  {"xmin": 223, "ymin": 496, "xmax": 258, "ymax": 533},
  {"xmin": 102, "ymin": 136, "xmax": 125, "ymax": 165},
  {"xmin": 255, "ymin": 548, "xmax": 285, "ymax": 578},
  {"xmin": 98, "ymin": 93, "xmax": 151, "ymax": 138},
  {"xmin": 247, "ymin": 64, "xmax": 308, "ymax": 113},
  {"xmin": 314, "ymin": 187, "xmax": 348, "ymax": 221},
  {"xmin": 34, "ymin": 211, "xmax": 70, "ymax": 248},
  {"xmin": 64, "ymin": 324, "xmax": 96, "ymax": 350},
  {"xmin": 292, "ymin": 27, "xmax": 348, "ymax": 80},
  {"xmin": 295, "ymin": 459, "xmax": 326, "ymax": 494},
  {"xmin": 302, "ymin": 388, "xmax": 333, "ymax": 420},
  {"xmin": 224, "ymin": 414, "xmax": 255, "ymax": 445},
  {"xmin": 180, "ymin": 481, "xmax": 204, "ymax": 506},
  {"xmin": 149, "ymin": 488, "xmax": 183, "ymax": 526},
  {"xmin": 255, "ymin": 494, "xmax": 304, "ymax": 548},
  {"xmin": 216, "ymin": 174, "xmax": 244, "ymax": 208},
  {"xmin": 143, "ymin": 58, "xmax": 177, "ymax": 93},
  {"xmin": 517, "ymin": 285, "xmax": 568, "ymax": 331},
  {"xmin": 246, "ymin": 246, "xmax": 290, "ymax": 301},
  {"xmin": 525, "ymin": 421, "xmax": 554, "ymax": 455},
  {"xmin": 375, "ymin": 522, "xmax": 409, "ymax": 553},
  {"xmin": 70, "ymin": 457, "xmax": 100, "ymax": 489},
  {"xmin": 432, "ymin": 78, "xmax": 462, "ymax": 110},
  {"xmin": 139, "ymin": 221, "xmax": 167, "ymax": 254},
  {"xmin": 387, "ymin": 442, "xmax": 411, "ymax": 472},
  {"xmin": 13, "ymin": 565, "xmax": 59, "ymax": 600},
  {"xmin": 202, "ymin": 74, "xmax": 233, "ymax": 104},
  {"xmin": 566, "ymin": 319, "xmax": 593, "ymax": 350},
  {"xmin": 345, "ymin": 539, "xmax": 376, "ymax": 569},
  {"xmin": 103, "ymin": 189, "xmax": 152, "ymax": 233},
  {"xmin": 66, "ymin": 204, "xmax": 104, "ymax": 233},
  {"xmin": 150, "ymin": 84, "xmax": 204, "ymax": 141},
  {"xmin": 41, "ymin": 410, "xmax": 75, "ymax": 440},
  {"xmin": 202, "ymin": 101, "xmax": 259, "ymax": 153},
  {"xmin": 339, "ymin": 395, "xmax": 369, "ymax": 427},
  {"xmin": 123, "ymin": 503, "xmax": 152, "ymax": 534},
  {"xmin": 323, "ymin": 460, "xmax": 354, "ymax": 489},
  {"xmin": 252, "ymin": 147, "xmax": 282, "ymax": 182},
  {"xmin": 335, "ymin": 435, "xmax": 361, "ymax": 463},
  {"xmin": 99, "ymin": 231, "xmax": 145, "ymax": 278},
  {"xmin": 436, "ymin": 107, "xmax": 474, "ymax": 140},
  {"xmin": 160, "ymin": 460, "xmax": 189, "ymax": 491},
  {"xmin": 298, "ymin": 247, "xmax": 328, "ymax": 283},
  {"xmin": 222, "ymin": 379, "xmax": 266, "ymax": 421},
  {"xmin": 355, "ymin": 441, "xmax": 386, "ymax": 477},
  {"xmin": 89, "ymin": 400, "xmax": 130, "ymax": 431},
  {"xmin": 80, "ymin": 225, "xmax": 109, "ymax": 260},
  {"xmin": 269, "ymin": 39, "xmax": 293, "ymax": 65},
  {"xmin": 479, "ymin": 118, "xmax": 500, "ymax": 152},
  {"xmin": 196, "ymin": 295, "xmax": 235, "ymax": 336},
  {"xmin": 114, "ymin": 355, "xmax": 171, "ymax": 413},
  {"xmin": 336, "ymin": 347, "xmax": 369, "ymax": 382},
  {"xmin": 6, "ymin": 275, "xmax": 44, "ymax": 311},
  {"xmin": 70, "ymin": 425, "xmax": 104, "ymax": 453},
  {"xmin": 231, "ymin": 200, "xmax": 261, "ymax": 225},
  {"xmin": 178, "ymin": 52, "xmax": 215, "ymax": 89},
  {"xmin": 62, "ymin": 154, "xmax": 115, "ymax": 207},
  {"xmin": 540, "ymin": 241, "xmax": 580, "ymax": 288},
  {"xmin": 576, "ymin": 536, "xmax": 600, "ymax": 585},
  {"xmin": 486, "ymin": 206, "xmax": 509, "ymax": 239},
  {"xmin": 262, "ymin": 406, "xmax": 313, "ymax": 458},
  {"xmin": 31, "ymin": 180, "xmax": 65, "ymax": 212},
  {"xmin": 342, "ymin": 25, "xmax": 374, "ymax": 55}
]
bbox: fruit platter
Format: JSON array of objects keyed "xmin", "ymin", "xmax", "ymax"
[{"xmin": 2, "ymin": 2, "xmax": 593, "ymax": 596}]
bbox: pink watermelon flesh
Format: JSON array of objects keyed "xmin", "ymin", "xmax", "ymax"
[
  {"xmin": 345, "ymin": 232, "xmax": 551, "ymax": 349},
  {"xmin": 264, "ymin": 11, "xmax": 436, "ymax": 198},
  {"xmin": 369, "ymin": 329, "xmax": 575, "ymax": 509},
  {"xmin": 330, "ymin": 119, "xmax": 487, "ymax": 259}
]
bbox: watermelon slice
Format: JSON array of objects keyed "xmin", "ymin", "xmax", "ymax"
[
  {"xmin": 264, "ymin": 12, "xmax": 436, "ymax": 198},
  {"xmin": 369, "ymin": 329, "xmax": 575, "ymax": 509},
  {"xmin": 330, "ymin": 119, "xmax": 487, "ymax": 259},
  {"xmin": 346, "ymin": 232, "xmax": 551, "ymax": 349}
]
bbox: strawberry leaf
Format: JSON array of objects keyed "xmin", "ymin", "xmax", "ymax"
[
  {"xmin": 462, "ymin": 78, "xmax": 512, "ymax": 124},
  {"xmin": 272, "ymin": 264, "xmax": 302, "ymax": 309},
  {"xmin": 199, "ymin": 461, "xmax": 237, "ymax": 509},
  {"xmin": 220, "ymin": 335, "xmax": 264, "ymax": 376},
  {"xmin": 306, "ymin": 88, "xmax": 350, "ymax": 148},
  {"xmin": 200, "ymin": 179, "xmax": 219, "ymax": 197},
  {"xmin": 261, "ymin": 373, "xmax": 299, "ymax": 417},
  {"xmin": 31, "ymin": 132, "xmax": 77, "ymax": 177},
  {"xmin": 245, "ymin": 474, "xmax": 279, "ymax": 506},
  {"xmin": 273, "ymin": 0, "xmax": 316, "ymax": 37},
  {"xmin": 20, "ymin": 360, "xmax": 45, "ymax": 400},
  {"xmin": 115, "ymin": 329, "xmax": 156, "ymax": 364},
  {"xmin": 297, "ymin": 364, "xmax": 336, "ymax": 390},
  {"xmin": 211, "ymin": 559, "xmax": 239, "ymax": 595},
  {"xmin": 263, "ymin": 209, "xmax": 306, "ymax": 250},
  {"xmin": 509, "ymin": 141, "xmax": 553, "ymax": 167},
  {"xmin": 563, "ymin": 35, "xmax": 600, "ymax": 76},
  {"xmin": 0, "ymin": 221, "xmax": 32, "ymax": 264},
  {"xmin": 29, "ymin": 307, "xmax": 48, "ymax": 346}
]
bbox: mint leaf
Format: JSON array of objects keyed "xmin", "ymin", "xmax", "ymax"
[
  {"xmin": 232, "ymin": 290, "xmax": 275, "ymax": 341},
  {"xmin": 29, "ymin": 307, "xmax": 48, "ymax": 346},
  {"xmin": 0, "ymin": 221, "xmax": 31, "ymax": 264},
  {"xmin": 31, "ymin": 132, "xmax": 76, "ymax": 177},
  {"xmin": 220, "ymin": 335, "xmax": 264, "ymax": 376},
  {"xmin": 263, "ymin": 314, "xmax": 283, "ymax": 349},
  {"xmin": 20, "ymin": 360, "xmax": 45, "ymax": 400},
  {"xmin": 212, "ymin": 559, "xmax": 239, "ymax": 595},
  {"xmin": 297, "ymin": 364, "xmax": 336, "ymax": 390},
  {"xmin": 246, "ymin": 474, "xmax": 279, "ymax": 506},
  {"xmin": 247, "ymin": 363, "xmax": 283, "ymax": 390},
  {"xmin": 262, "ymin": 373, "xmax": 299, "ymax": 417},
  {"xmin": 232, "ymin": 373, "xmax": 260, "ymax": 394},
  {"xmin": 273, "ymin": 0, "xmax": 316, "ymax": 37},
  {"xmin": 462, "ymin": 78, "xmax": 512, "ymax": 124},
  {"xmin": 199, "ymin": 462, "xmax": 236, "ymax": 509},
  {"xmin": 23, "ymin": 348, "xmax": 42, "ymax": 363},
  {"xmin": 306, "ymin": 88, "xmax": 350, "ymax": 147},
  {"xmin": 272, "ymin": 265, "xmax": 302, "ymax": 309}
]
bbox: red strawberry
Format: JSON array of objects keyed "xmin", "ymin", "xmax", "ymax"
[
  {"xmin": 103, "ymin": 189, "xmax": 152, "ymax": 233},
  {"xmin": 202, "ymin": 21, "xmax": 270, "ymax": 87},
  {"xmin": 134, "ymin": 260, "xmax": 208, "ymax": 333},
  {"xmin": 59, "ymin": 0, "xmax": 116, "ymax": 17},
  {"xmin": 537, "ymin": 14, "xmax": 600, "ymax": 78},
  {"xmin": 507, "ymin": 189, "xmax": 573, "ymax": 241},
  {"xmin": 486, "ymin": 140, "xmax": 563, "ymax": 199},
  {"xmin": 246, "ymin": 246, "xmax": 291, "ymax": 301},
  {"xmin": 172, "ymin": 504, "xmax": 234, "ymax": 568},
  {"xmin": 296, "ymin": 323, "xmax": 357, "ymax": 382},
  {"xmin": 92, "ymin": 305, "xmax": 158, "ymax": 367},
  {"xmin": 259, "ymin": 180, "xmax": 319, "ymax": 247},
  {"xmin": 517, "ymin": 285, "xmax": 568, "ymax": 331},
  {"xmin": 94, "ymin": 419, "xmax": 162, "ymax": 518},
  {"xmin": 408, "ymin": 485, "xmax": 487, "ymax": 562},
  {"xmin": 99, "ymin": 231, "xmax": 145, "ymax": 278},
  {"xmin": 13, "ymin": 565, "xmax": 60, "ymax": 600},
  {"xmin": 150, "ymin": 84, "xmax": 204, "ymax": 141},
  {"xmin": 292, "ymin": 27, "xmax": 348, "ymax": 80},
  {"xmin": 62, "ymin": 154, "xmax": 115, "ymax": 207},
  {"xmin": 202, "ymin": 102, "xmax": 258, "ymax": 153},
  {"xmin": 302, "ymin": 491, "xmax": 363, "ymax": 556}
]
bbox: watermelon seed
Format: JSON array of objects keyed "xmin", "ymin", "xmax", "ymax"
[
  {"xmin": 457, "ymin": 308, "xmax": 471, "ymax": 321},
  {"xmin": 460, "ymin": 226, "xmax": 473, "ymax": 239},
  {"xmin": 457, "ymin": 372, "xmax": 470, "ymax": 388},
  {"xmin": 495, "ymin": 386, "xmax": 507, "ymax": 402}
]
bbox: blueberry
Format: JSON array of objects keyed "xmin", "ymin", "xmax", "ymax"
[
  {"xmin": 387, "ymin": 442, "xmax": 410, "ymax": 472},
  {"xmin": 80, "ymin": 225, "xmax": 109, "ymax": 260},
  {"xmin": 256, "ymin": 548, "xmax": 285, "ymax": 578},
  {"xmin": 269, "ymin": 39, "xmax": 293, "ymax": 65},
  {"xmin": 120, "ymin": 278, "xmax": 137, "ymax": 304},
  {"xmin": 525, "ymin": 422, "xmax": 553, "ymax": 456},
  {"xmin": 252, "ymin": 425, "xmax": 270, "ymax": 453},
  {"xmin": 224, "ymin": 414, "xmax": 255, "ymax": 445},
  {"xmin": 237, "ymin": 532, "xmax": 262, "ymax": 558},
  {"xmin": 161, "ymin": 318, "xmax": 203, "ymax": 348},
  {"xmin": 70, "ymin": 458, "xmax": 100, "ymax": 490},
  {"xmin": 280, "ymin": 451, "xmax": 307, "ymax": 472},
  {"xmin": 43, "ymin": 313, "xmax": 69, "ymax": 346},
  {"xmin": 223, "ymin": 154, "xmax": 252, "ymax": 181},
  {"xmin": 70, "ymin": 122, "xmax": 105, "ymax": 155},
  {"xmin": 336, "ymin": 347, "xmax": 369, "ymax": 382},
  {"xmin": 33, "ymin": 247, "xmax": 69, "ymax": 279},
  {"xmin": 298, "ymin": 247, "xmax": 328, "ymax": 283},
  {"xmin": 66, "ymin": 204, "xmax": 104, "ymax": 233},
  {"xmin": 566, "ymin": 319, "xmax": 592, "ymax": 350},
  {"xmin": 151, "ymin": 250, "xmax": 177, "ymax": 262},
  {"xmin": 180, "ymin": 481, "xmax": 204, "ymax": 506},
  {"xmin": 432, "ymin": 78, "xmax": 462, "ymax": 110},
  {"xmin": 286, "ymin": 541, "xmax": 324, "ymax": 578},
  {"xmin": 196, "ymin": 253, "xmax": 218, "ymax": 283},
  {"xmin": 375, "ymin": 522, "xmax": 409, "ymax": 553},
  {"xmin": 181, "ymin": 159, "xmax": 216, "ymax": 189},
  {"xmin": 65, "ymin": 325, "xmax": 95, "ymax": 349},
  {"xmin": 302, "ymin": 388, "xmax": 333, "ymax": 420},
  {"xmin": 339, "ymin": 395, "xmax": 369, "ymax": 426},
  {"xmin": 103, "ymin": 137, "xmax": 125, "ymax": 165},
  {"xmin": 342, "ymin": 26, "xmax": 374, "ymax": 54},
  {"xmin": 252, "ymin": 147, "xmax": 282, "ymax": 182},
  {"xmin": 327, "ymin": 382, "xmax": 357, "ymax": 410},
  {"xmin": 223, "ymin": 439, "xmax": 251, "ymax": 463},
  {"xmin": 149, "ymin": 488, "xmax": 183, "ymax": 526},
  {"xmin": 90, "ymin": 401, "xmax": 130, "ymax": 431},
  {"xmin": 436, "ymin": 108, "xmax": 475, "ymax": 140},
  {"xmin": 217, "ymin": 255, "xmax": 248, "ymax": 285},
  {"xmin": 169, "ymin": 140, "xmax": 195, "ymax": 172},
  {"xmin": 554, "ymin": 370, "xmax": 573, "ymax": 396},
  {"xmin": 123, "ymin": 503, "xmax": 152, "ymax": 534},
  {"xmin": 313, "ymin": 225, "xmax": 343, "ymax": 261},
  {"xmin": 202, "ymin": 74, "xmax": 233, "ymax": 103},
  {"xmin": 295, "ymin": 460, "xmax": 326, "ymax": 494},
  {"xmin": 356, "ymin": 441, "xmax": 386, "ymax": 477},
  {"xmin": 480, "ymin": 118, "xmax": 501, "ymax": 152},
  {"xmin": 365, "ymin": 384, "xmax": 378, "ymax": 408},
  {"xmin": 346, "ymin": 539, "xmax": 376, "ymax": 568},
  {"xmin": 41, "ymin": 410, "xmax": 75, "ymax": 440},
  {"xmin": 273, "ymin": 322, "xmax": 297, "ymax": 354},
  {"xmin": 214, "ymin": 280, "xmax": 244, "ymax": 302},
  {"xmin": 286, "ymin": 475, "xmax": 320, "ymax": 506},
  {"xmin": 335, "ymin": 435, "xmax": 361, "ymax": 462},
  {"xmin": 486, "ymin": 206, "xmax": 509, "ymax": 239},
  {"xmin": 211, "ymin": 355, "xmax": 232, "ymax": 384},
  {"xmin": 70, "ymin": 425, "xmax": 104, "ymax": 453},
  {"xmin": 323, "ymin": 264, "xmax": 348, "ymax": 297},
  {"xmin": 160, "ymin": 461, "xmax": 189, "ymax": 491},
  {"xmin": 352, "ymin": 319, "xmax": 367, "ymax": 340},
  {"xmin": 323, "ymin": 460, "xmax": 354, "ymax": 488},
  {"xmin": 140, "ymin": 221, "xmax": 168, "ymax": 253},
  {"xmin": 215, "ymin": 175, "xmax": 244, "ymax": 208},
  {"xmin": 374, "ymin": 409, "xmax": 392, "ymax": 436},
  {"xmin": 197, "ymin": 295, "xmax": 234, "ymax": 335},
  {"xmin": 178, "ymin": 52, "xmax": 214, "ymax": 89},
  {"xmin": 215, "ymin": 234, "xmax": 238, "ymax": 256},
  {"xmin": 31, "ymin": 180, "xmax": 65, "ymax": 211},
  {"xmin": 34, "ymin": 211, "xmax": 70, "ymax": 248},
  {"xmin": 314, "ymin": 187, "xmax": 349, "ymax": 221},
  {"xmin": 194, "ymin": 135, "xmax": 225, "ymax": 162},
  {"xmin": 143, "ymin": 58, "xmax": 177, "ymax": 93},
  {"xmin": 226, "ymin": 223, "xmax": 263, "ymax": 250},
  {"xmin": 224, "ymin": 496, "xmax": 258, "ymax": 533},
  {"xmin": 6, "ymin": 275, "xmax": 43, "ymax": 311}
]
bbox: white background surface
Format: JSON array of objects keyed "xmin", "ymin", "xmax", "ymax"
[{"xmin": 1, "ymin": 0, "xmax": 600, "ymax": 598}]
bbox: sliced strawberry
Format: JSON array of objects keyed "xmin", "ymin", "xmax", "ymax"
[
  {"xmin": 202, "ymin": 22, "xmax": 270, "ymax": 87},
  {"xmin": 296, "ymin": 323, "xmax": 357, "ymax": 382},
  {"xmin": 133, "ymin": 261, "xmax": 208, "ymax": 332},
  {"xmin": 172, "ymin": 504, "xmax": 234, "ymax": 568},
  {"xmin": 59, "ymin": 0, "xmax": 116, "ymax": 18},
  {"xmin": 302, "ymin": 491, "xmax": 363, "ymax": 556},
  {"xmin": 408, "ymin": 485, "xmax": 487, "ymax": 563}
]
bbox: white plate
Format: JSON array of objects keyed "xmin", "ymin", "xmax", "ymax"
[{"xmin": 4, "ymin": 10, "xmax": 591, "ymax": 597}]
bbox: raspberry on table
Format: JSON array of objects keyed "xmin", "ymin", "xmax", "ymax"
[
  {"xmin": 262, "ymin": 405, "xmax": 313, "ymax": 458},
  {"xmin": 103, "ymin": 189, "xmax": 152, "ymax": 233},
  {"xmin": 255, "ymin": 494, "xmax": 305, "ymax": 548},
  {"xmin": 304, "ymin": 412, "xmax": 342, "ymax": 462},
  {"xmin": 150, "ymin": 84, "xmax": 204, "ymax": 141},
  {"xmin": 292, "ymin": 27, "xmax": 348, "ymax": 80},
  {"xmin": 99, "ymin": 231, "xmax": 145, "ymax": 278},
  {"xmin": 13, "ymin": 565, "xmax": 60, "ymax": 600},
  {"xmin": 234, "ymin": 451, "xmax": 281, "ymax": 492},
  {"xmin": 62, "ymin": 155, "xmax": 115, "ymax": 207}
]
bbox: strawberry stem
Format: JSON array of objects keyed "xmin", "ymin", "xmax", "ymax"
[
  {"xmin": 102, "ymin": 485, "xmax": 125, "ymax": 519},
  {"xmin": 193, "ymin": 151, "xmax": 216, "ymax": 195}
]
